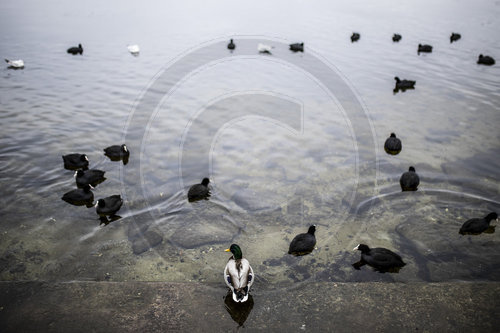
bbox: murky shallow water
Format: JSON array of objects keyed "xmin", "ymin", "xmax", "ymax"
[{"xmin": 1, "ymin": 0, "xmax": 499, "ymax": 288}]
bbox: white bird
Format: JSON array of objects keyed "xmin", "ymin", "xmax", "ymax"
[
  {"xmin": 5, "ymin": 59, "xmax": 24, "ymax": 69},
  {"xmin": 127, "ymin": 45, "xmax": 140, "ymax": 55},
  {"xmin": 257, "ymin": 43, "xmax": 272, "ymax": 54}
]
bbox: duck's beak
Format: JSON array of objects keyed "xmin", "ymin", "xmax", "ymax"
[
  {"xmin": 353, "ymin": 245, "xmax": 359, "ymax": 251},
  {"xmin": 224, "ymin": 248, "xmax": 230, "ymax": 252}
]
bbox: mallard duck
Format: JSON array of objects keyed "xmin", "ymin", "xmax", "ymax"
[
  {"xmin": 75, "ymin": 169, "xmax": 106, "ymax": 188},
  {"xmin": 227, "ymin": 39, "xmax": 235, "ymax": 50},
  {"xmin": 477, "ymin": 54, "xmax": 495, "ymax": 66},
  {"xmin": 289, "ymin": 42, "xmax": 304, "ymax": 52},
  {"xmin": 400, "ymin": 166, "xmax": 420, "ymax": 191},
  {"xmin": 351, "ymin": 32, "xmax": 360, "ymax": 42},
  {"xmin": 450, "ymin": 33, "xmax": 461, "ymax": 43},
  {"xmin": 288, "ymin": 225, "xmax": 316, "ymax": 256},
  {"xmin": 353, "ymin": 244, "xmax": 406, "ymax": 273},
  {"xmin": 392, "ymin": 34, "xmax": 402, "ymax": 42},
  {"xmin": 459, "ymin": 212, "xmax": 497, "ymax": 235},
  {"xmin": 62, "ymin": 153, "xmax": 89, "ymax": 170},
  {"xmin": 61, "ymin": 184, "xmax": 94, "ymax": 206},
  {"xmin": 418, "ymin": 44, "xmax": 432, "ymax": 54},
  {"xmin": 384, "ymin": 133, "xmax": 402, "ymax": 155},
  {"xmin": 67, "ymin": 44, "xmax": 83, "ymax": 55},
  {"xmin": 224, "ymin": 244, "xmax": 254, "ymax": 303},
  {"xmin": 187, "ymin": 178, "xmax": 210, "ymax": 202}
]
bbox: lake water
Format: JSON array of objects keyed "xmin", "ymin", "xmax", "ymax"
[{"xmin": 1, "ymin": 0, "xmax": 499, "ymax": 290}]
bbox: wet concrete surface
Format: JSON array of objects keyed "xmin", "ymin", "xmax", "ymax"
[{"xmin": 1, "ymin": 281, "xmax": 499, "ymax": 332}]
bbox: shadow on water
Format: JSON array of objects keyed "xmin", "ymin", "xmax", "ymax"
[{"xmin": 223, "ymin": 290, "xmax": 254, "ymax": 327}]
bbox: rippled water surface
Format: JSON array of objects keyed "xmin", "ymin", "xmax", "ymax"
[{"xmin": 1, "ymin": 0, "xmax": 499, "ymax": 287}]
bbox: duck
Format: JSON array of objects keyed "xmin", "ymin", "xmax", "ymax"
[
  {"xmin": 187, "ymin": 178, "xmax": 210, "ymax": 202},
  {"xmin": 392, "ymin": 34, "xmax": 402, "ymax": 42},
  {"xmin": 450, "ymin": 33, "xmax": 461, "ymax": 43},
  {"xmin": 103, "ymin": 144, "xmax": 130, "ymax": 161},
  {"xmin": 75, "ymin": 169, "xmax": 106, "ymax": 188},
  {"xmin": 61, "ymin": 184, "xmax": 94, "ymax": 206},
  {"xmin": 5, "ymin": 59, "xmax": 24, "ymax": 69},
  {"xmin": 384, "ymin": 133, "xmax": 402, "ymax": 155},
  {"xmin": 289, "ymin": 42, "xmax": 304, "ymax": 52},
  {"xmin": 257, "ymin": 43, "xmax": 272, "ymax": 54},
  {"xmin": 62, "ymin": 153, "xmax": 89, "ymax": 170},
  {"xmin": 394, "ymin": 77, "xmax": 416, "ymax": 93},
  {"xmin": 353, "ymin": 244, "xmax": 406, "ymax": 273},
  {"xmin": 227, "ymin": 39, "xmax": 235, "ymax": 50},
  {"xmin": 67, "ymin": 44, "xmax": 83, "ymax": 55},
  {"xmin": 418, "ymin": 44, "xmax": 432, "ymax": 54},
  {"xmin": 477, "ymin": 54, "xmax": 495, "ymax": 66},
  {"xmin": 96, "ymin": 195, "xmax": 123, "ymax": 217},
  {"xmin": 459, "ymin": 212, "xmax": 497, "ymax": 235},
  {"xmin": 400, "ymin": 166, "xmax": 420, "ymax": 191},
  {"xmin": 224, "ymin": 244, "xmax": 254, "ymax": 303},
  {"xmin": 127, "ymin": 44, "xmax": 140, "ymax": 55},
  {"xmin": 351, "ymin": 32, "xmax": 360, "ymax": 42},
  {"xmin": 288, "ymin": 225, "xmax": 316, "ymax": 256}
]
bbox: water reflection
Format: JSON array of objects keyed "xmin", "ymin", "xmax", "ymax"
[{"xmin": 224, "ymin": 290, "xmax": 254, "ymax": 327}]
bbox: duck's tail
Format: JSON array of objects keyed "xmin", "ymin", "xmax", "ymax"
[{"xmin": 5, "ymin": 59, "xmax": 10, "ymax": 63}]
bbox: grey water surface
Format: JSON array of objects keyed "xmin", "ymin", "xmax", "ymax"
[{"xmin": 1, "ymin": 0, "xmax": 499, "ymax": 289}]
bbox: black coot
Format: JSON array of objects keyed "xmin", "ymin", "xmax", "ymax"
[
  {"xmin": 477, "ymin": 54, "xmax": 495, "ymax": 66},
  {"xmin": 288, "ymin": 225, "xmax": 316, "ymax": 256},
  {"xmin": 62, "ymin": 153, "xmax": 89, "ymax": 170},
  {"xmin": 75, "ymin": 169, "xmax": 106, "ymax": 188},
  {"xmin": 289, "ymin": 43, "xmax": 304, "ymax": 52},
  {"xmin": 188, "ymin": 178, "xmax": 210, "ymax": 202},
  {"xmin": 384, "ymin": 133, "xmax": 402, "ymax": 155},
  {"xmin": 353, "ymin": 244, "xmax": 406, "ymax": 273},
  {"xmin": 400, "ymin": 166, "xmax": 419, "ymax": 191},
  {"xmin": 67, "ymin": 44, "xmax": 83, "ymax": 55},
  {"xmin": 459, "ymin": 212, "xmax": 497, "ymax": 235},
  {"xmin": 61, "ymin": 184, "xmax": 94, "ymax": 207}
]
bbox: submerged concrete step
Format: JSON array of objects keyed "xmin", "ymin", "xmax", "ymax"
[{"xmin": 0, "ymin": 281, "xmax": 499, "ymax": 332}]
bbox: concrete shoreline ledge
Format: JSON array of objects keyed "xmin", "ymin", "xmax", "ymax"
[{"xmin": 1, "ymin": 281, "xmax": 499, "ymax": 332}]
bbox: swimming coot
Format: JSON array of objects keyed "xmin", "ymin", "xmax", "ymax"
[
  {"xmin": 392, "ymin": 34, "xmax": 402, "ymax": 42},
  {"xmin": 67, "ymin": 44, "xmax": 83, "ymax": 55},
  {"xmin": 459, "ymin": 212, "xmax": 497, "ymax": 235},
  {"xmin": 353, "ymin": 244, "xmax": 406, "ymax": 273},
  {"xmin": 75, "ymin": 169, "xmax": 106, "ymax": 188},
  {"xmin": 188, "ymin": 178, "xmax": 210, "ymax": 202},
  {"xmin": 384, "ymin": 133, "xmax": 402, "ymax": 155},
  {"xmin": 288, "ymin": 225, "xmax": 316, "ymax": 256},
  {"xmin": 289, "ymin": 42, "xmax": 304, "ymax": 52},
  {"xmin": 394, "ymin": 77, "xmax": 416, "ymax": 93},
  {"xmin": 61, "ymin": 184, "xmax": 94, "ymax": 206},
  {"xmin": 227, "ymin": 39, "xmax": 235, "ymax": 50},
  {"xmin": 62, "ymin": 153, "xmax": 89, "ymax": 170},
  {"xmin": 104, "ymin": 144, "xmax": 130, "ymax": 164},
  {"xmin": 224, "ymin": 244, "xmax": 254, "ymax": 303},
  {"xmin": 400, "ymin": 166, "xmax": 420, "ymax": 191},
  {"xmin": 418, "ymin": 44, "xmax": 432, "ymax": 54},
  {"xmin": 351, "ymin": 33, "xmax": 360, "ymax": 42},
  {"xmin": 477, "ymin": 54, "xmax": 495, "ymax": 66},
  {"xmin": 450, "ymin": 33, "xmax": 461, "ymax": 43},
  {"xmin": 96, "ymin": 195, "xmax": 123, "ymax": 217}
]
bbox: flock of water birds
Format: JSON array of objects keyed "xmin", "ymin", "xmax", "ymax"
[{"xmin": 14, "ymin": 33, "xmax": 495, "ymax": 303}]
